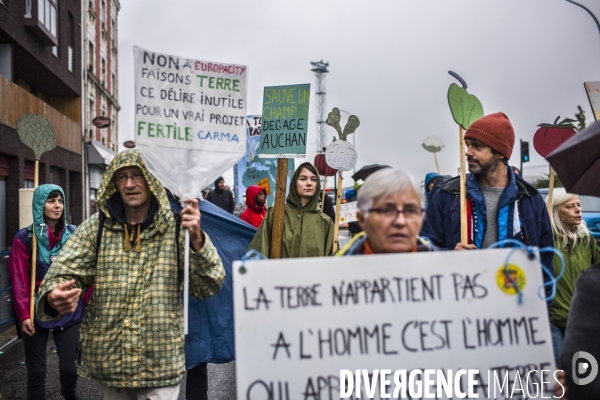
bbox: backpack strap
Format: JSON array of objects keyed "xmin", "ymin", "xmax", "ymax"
[{"xmin": 172, "ymin": 209, "xmax": 181, "ymax": 264}]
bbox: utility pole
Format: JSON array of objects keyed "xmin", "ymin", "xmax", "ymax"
[{"xmin": 311, "ymin": 60, "xmax": 329, "ymax": 154}]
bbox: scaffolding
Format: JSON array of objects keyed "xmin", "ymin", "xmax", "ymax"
[{"xmin": 310, "ymin": 60, "xmax": 329, "ymax": 154}]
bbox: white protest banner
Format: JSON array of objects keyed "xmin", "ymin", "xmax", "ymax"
[
  {"xmin": 234, "ymin": 249, "xmax": 556, "ymax": 400},
  {"xmin": 339, "ymin": 201, "xmax": 358, "ymax": 224},
  {"xmin": 134, "ymin": 46, "xmax": 248, "ymax": 197}
]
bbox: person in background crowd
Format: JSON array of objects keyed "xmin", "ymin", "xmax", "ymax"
[
  {"xmin": 35, "ymin": 150, "xmax": 225, "ymax": 400},
  {"xmin": 348, "ymin": 180, "xmax": 364, "ymax": 237},
  {"xmin": 206, "ymin": 176, "xmax": 235, "ymax": 214},
  {"xmin": 320, "ymin": 190, "xmax": 336, "ymax": 221},
  {"xmin": 547, "ymin": 188, "xmax": 600, "ymax": 367},
  {"xmin": 233, "ymin": 195, "xmax": 247, "ymax": 217},
  {"xmin": 337, "ymin": 168, "xmax": 433, "ymax": 255},
  {"xmin": 8, "ymin": 184, "xmax": 85, "ymax": 400},
  {"xmin": 424, "ymin": 172, "xmax": 439, "ymax": 208},
  {"xmin": 240, "ymin": 185, "xmax": 268, "ymax": 228},
  {"xmin": 249, "ymin": 162, "xmax": 334, "ymax": 257},
  {"xmin": 420, "ymin": 112, "xmax": 554, "ymax": 303}
]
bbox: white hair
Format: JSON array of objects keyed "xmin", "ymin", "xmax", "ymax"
[
  {"xmin": 357, "ymin": 168, "xmax": 424, "ymax": 216},
  {"xmin": 547, "ymin": 188, "xmax": 591, "ymax": 250}
]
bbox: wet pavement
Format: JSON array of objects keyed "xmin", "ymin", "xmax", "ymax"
[{"xmin": 0, "ymin": 331, "xmax": 237, "ymax": 399}]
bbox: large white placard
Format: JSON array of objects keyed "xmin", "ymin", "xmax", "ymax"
[
  {"xmin": 234, "ymin": 249, "xmax": 556, "ymax": 399},
  {"xmin": 133, "ymin": 46, "xmax": 247, "ymax": 197}
]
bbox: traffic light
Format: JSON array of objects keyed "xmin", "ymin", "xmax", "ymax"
[{"xmin": 521, "ymin": 140, "xmax": 530, "ymax": 163}]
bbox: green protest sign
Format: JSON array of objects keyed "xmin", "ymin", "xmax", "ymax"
[{"xmin": 257, "ymin": 84, "xmax": 310, "ymax": 158}]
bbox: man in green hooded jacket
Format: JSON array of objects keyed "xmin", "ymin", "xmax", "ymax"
[{"xmin": 36, "ymin": 150, "xmax": 225, "ymax": 399}]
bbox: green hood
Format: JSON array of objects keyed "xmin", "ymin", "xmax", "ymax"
[
  {"xmin": 97, "ymin": 149, "xmax": 171, "ymax": 222},
  {"xmin": 32, "ymin": 184, "xmax": 71, "ymax": 263},
  {"xmin": 286, "ymin": 162, "xmax": 322, "ymax": 212},
  {"xmin": 248, "ymin": 162, "xmax": 334, "ymax": 258}
]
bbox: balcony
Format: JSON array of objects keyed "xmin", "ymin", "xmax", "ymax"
[{"xmin": 0, "ymin": 75, "xmax": 81, "ymax": 154}]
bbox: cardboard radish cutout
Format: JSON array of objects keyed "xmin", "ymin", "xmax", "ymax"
[
  {"xmin": 533, "ymin": 116, "xmax": 577, "ymax": 157},
  {"xmin": 422, "ymin": 136, "xmax": 444, "ymax": 174},
  {"xmin": 324, "ymin": 108, "xmax": 359, "ymax": 173}
]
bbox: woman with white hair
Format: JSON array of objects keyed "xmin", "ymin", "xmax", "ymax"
[
  {"xmin": 548, "ymin": 188, "xmax": 600, "ymax": 367},
  {"xmin": 336, "ymin": 168, "xmax": 433, "ymax": 255}
]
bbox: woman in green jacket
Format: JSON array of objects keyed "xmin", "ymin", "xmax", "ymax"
[
  {"xmin": 548, "ymin": 188, "xmax": 600, "ymax": 367},
  {"xmin": 248, "ymin": 162, "xmax": 334, "ymax": 258}
]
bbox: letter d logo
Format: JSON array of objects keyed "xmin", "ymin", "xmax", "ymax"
[{"xmin": 572, "ymin": 351, "xmax": 598, "ymax": 385}]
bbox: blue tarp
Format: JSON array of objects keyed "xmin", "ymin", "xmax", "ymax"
[{"xmin": 184, "ymin": 200, "xmax": 256, "ymax": 368}]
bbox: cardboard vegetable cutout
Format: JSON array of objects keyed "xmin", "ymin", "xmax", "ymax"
[
  {"xmin": 533, "ymin": 116, "xmax": 577, "ymax": 216},
  {"xmin": 17, "ymin": 114, "xmax": 57, "ymax": 328},
  {"xmin": 325, "ymin": 107, "xmax": 360, "ymax": 253},
  {"xmin": 422, "ymin": 136, "xmax": 445, "ymax": 174},
  {"xmin": 446, "ymin": 71, "xmax": 484, "ymax": 245},
  {"xmin": 314, "ymin": 151, "xmax": 337, "ymax": 205},
  {"xmin": 533, "ymin": 116, "xmax": 577, "ymax": 157}
]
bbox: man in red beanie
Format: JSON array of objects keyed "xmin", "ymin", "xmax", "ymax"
[{"xmin": 420, "ymin": 112, "xmax": 554, "ymax": 302}]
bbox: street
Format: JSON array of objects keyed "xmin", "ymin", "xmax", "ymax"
[{"xmin": 0, "ymin": 327, "xmax": 237, "ymax": 400}]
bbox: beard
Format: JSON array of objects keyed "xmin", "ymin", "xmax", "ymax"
[{"xmin": 467, "ymin": 154, "xmax": 501, "ymax": 177}]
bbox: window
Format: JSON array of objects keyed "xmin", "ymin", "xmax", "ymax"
[
  {"xmin": 88, "ymin": 41, "xmax": 94, "ymax": 72},
  {"xmin": 101, "ymin": 58, "xmax": 106, "ymax": 85},
  {"xmin": 67, "ymin": 13, "xmax": 75, "ymax": 72},
  {"xmin": 111, "ymin": 72, "xmax": 115, "ymax": 95},
  {"xmin": 38, "ymin": 0, "xmax": 57, "ymax": 38}
]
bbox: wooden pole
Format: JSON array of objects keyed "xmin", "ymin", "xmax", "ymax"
[
  {"xmin": 332, "ymin": 174, "xmax": 343, "ymax": 253},
  {"xmin": 459, "ymin": 126, "xmax": 468, "ymax": 244},
  {"xmin": 433, "ymin": 152, "xmax": 441, "ymax": 174},
  {"xmin": 269, "ymin": 158, "xmax": 289, "ymax": 259},
  {"xmin": 547, "ymin": 165, "xmax": 555, "ymax": 217},
  {"xmin": 30, "ymin": 160, "xmax": 40, "ymax": 326},
  {"xmin": 321, "ymin": 176, "xmax": 327, "ymax": 206}
]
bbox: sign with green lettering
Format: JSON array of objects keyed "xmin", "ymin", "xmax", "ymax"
[
  {"xmin": 133, "ymin": 46, "xmax": 248, "ymax": 198},
  {"xmin": 257, "ymin": 84, "xmax": 310, "ymax": 158}
]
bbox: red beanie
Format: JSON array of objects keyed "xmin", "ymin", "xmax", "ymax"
[{"xmin": 464, "ymin": 112, "xmax": 515, "ymax": 160}]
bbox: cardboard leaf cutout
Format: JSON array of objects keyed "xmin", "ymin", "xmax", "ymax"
[
  {"xmin": 447, "ymin": 72, "xmax": 484, "ymax": 130},
  {"xmin": 17, "ymin": 114, "xmax": 56, "ymax": 159},
  {"xmin": 533, "ymin": 116, "xmax": 577, "ymax": 158},
  {"xmin": 422, "ymin": 136, "xmax": 445, "ymax": 153}
]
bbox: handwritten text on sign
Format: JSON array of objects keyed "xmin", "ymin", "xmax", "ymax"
[
  {"xmin": 257, "ymin": 84, "xmax": 310, "ymax": 158},
  {"xmin": 339, "ymin": 201, "xmax": 358, "ymax": 224},
  {"xmin": 134, "ymin": 47, "xmax": 247, "ymax": 151},
  {"xmin": 233, "ymin": 249, "xmax": 555, "ymax": 399}
]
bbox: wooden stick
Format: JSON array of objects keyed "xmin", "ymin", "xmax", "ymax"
[
  {"xmin": 547, "ymin": 165, "xmax": 555, "ymax": 217},
  {"xmin": 433, "ymin": 152, "xmax": 441, "ymax": 174},
  {"xmin": 321, "ymin": 176, "xmax": 327, "ymax": 206},
  {"xmin": 30, "ymin": 160, "xmax": 40, "ymax": 326},
  {"xmin": 459, "ymin": 126, "xmax": 468, "ymax": 244},
  {"xmin": 332, "ymin": 174, "xmax": 343, "ymax": 253},
  {"xmin": 269, "ymin": 158, "xmax": 289, "ymax": 259}
]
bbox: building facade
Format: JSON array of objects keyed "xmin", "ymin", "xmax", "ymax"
[
  {"xmin": 0, "ymin": 0, "xmax": 84, "ymax": 251},
  {"xmin": 83, "ymin": 0, "xmax": 120, "ymax": 216}
]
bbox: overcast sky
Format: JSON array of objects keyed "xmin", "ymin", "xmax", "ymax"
[{"xmin": 118, "ymin": 0, "xmax": 600, "ymax": 187}]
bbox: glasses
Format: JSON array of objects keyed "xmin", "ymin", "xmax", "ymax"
[
  {"xmin": 368, "ymin": 205, "xmax": 424, "ymax": 220},
  {"xmin": 115, "ymin": 172, "xmax": 145, "ymax": 185}
]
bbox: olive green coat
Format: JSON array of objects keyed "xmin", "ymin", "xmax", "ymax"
[
  {"xmin": 551, "ymin": 235, "xmax": 600, "ymax": 327},
  {"xmin": 37, "ymin": 150, "xmax": 225, "ymax": 388},
  {"xmin": 248, "ymin": 165, "xmax": 334, "ymax": 258}
]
